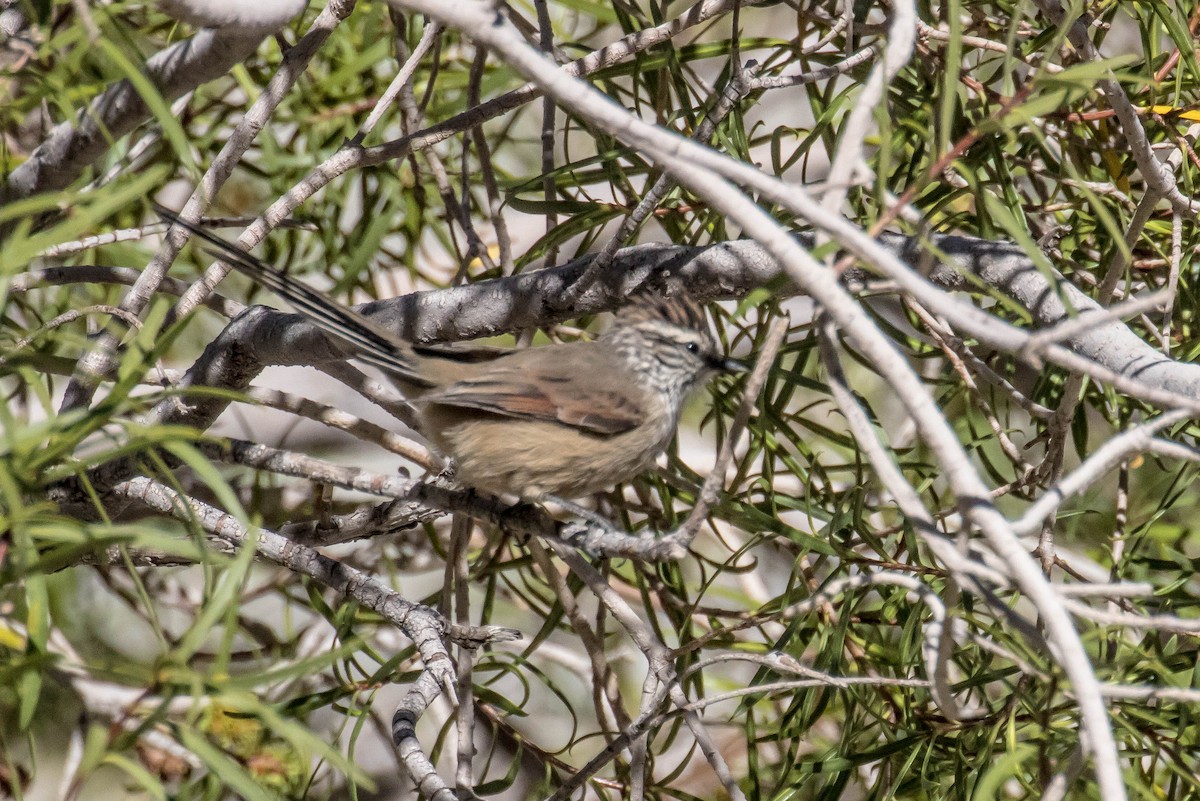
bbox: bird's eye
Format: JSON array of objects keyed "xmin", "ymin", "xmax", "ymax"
[{"xmin": 686, "ymin": 342, "xmax": 700, "ymax": 354}]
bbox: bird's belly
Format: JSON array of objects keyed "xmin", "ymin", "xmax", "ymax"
[{"xmin": 424, "ymin": 410, "xmax": 673, "ymax": 500}]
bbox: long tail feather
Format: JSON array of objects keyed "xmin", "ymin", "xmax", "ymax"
[{"xmin": 154, "ymin": 205, "xmax": 430, "ymax": 386}]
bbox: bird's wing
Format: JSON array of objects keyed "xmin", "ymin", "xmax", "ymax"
[{"xmin": 420, "ymin": 362, "xmax": 644, "ymax": 436}]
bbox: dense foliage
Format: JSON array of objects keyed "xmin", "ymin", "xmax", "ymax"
[{"xmin": 2, "ymin": 1, "xmax": 1199, "ymax": 799}]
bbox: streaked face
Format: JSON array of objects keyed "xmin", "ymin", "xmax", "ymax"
[{"xmin": 632, "ymin": 318, "xmax": 725, "ymax": 381}]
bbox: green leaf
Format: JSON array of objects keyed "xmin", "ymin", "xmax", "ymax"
[
  {"xmin": 176, "ymin": 724, "xmax": 277, "ymax": 801},
  {"xmin": 102, "ymin": 753, "xmax": 167, "ymax": 801},
  {"xmin": 173, "ymin": 526, "xmax": 257, "ymax": 663},
  {"xmin": 971, "ymin": 745, "xmax": 1037, "ymax": 801},
  {"xmin": 96, "ymin": 39, "xmax": 197, "ymax": 180}
]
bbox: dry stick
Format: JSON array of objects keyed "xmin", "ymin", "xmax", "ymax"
[
  {"xmin": 820, "ymin": 0, "xmax": 914, "ymax": 212},
  {"xmin": 38, "ymin": 217, "xmax": 317, "ymax": 258},
  {"xmin": 817, "ymin": 317, "xmax": 978, "ymax": 721},
  {"xmin": 198, "ymin": 438, "xmax": 422, "ymax": 497},
  {"xmin": 915, "ymin": 19, "xmax": 1061, "ymax": 72},
  {"xmin": 1020, "ymin": 290, "xmax": 1172, "ymax": 360},
  {"xmin": 1100, "ymin": 684, "xmax": 1200, "ymax": 703},
  {"xmin": 192, "ymin": 436, "xmax": 595, "ymax": 555},
  {"xmin": 192, "ymin": 436, "xmax": 441, "ymax": 537},
  {"xmin": 381, "ymin": 9, "xmax": 1123, "ymax": 795},
  {"xmin": 560, "ymin": 59, "xmax": 763, "ymax": 306},
  {"xmin": 315, "ymin": 360, "xmax": 423, "ymax": 430},
  {"xmin": 450, "ymin": 514, "xmax": 476, "ymax": 799},
  {"xmin": 679, "ymin": 651, "xmax": 919, "ymax": 686},
  {"xmin": 352, "ymin": 18, "xmax": 443, "ymax": 145},
  {"xmin": 38, "ymin": 223, "xmax": 171, "ymax": 257},
  {"xmin": 534, "ymin": 0, "xmax": 559, "ymax": 271},
  {"xmin": 627, "ymin": 674, "xmax": 668, "ymax": 801},
  {"xmin": 905, "ymin": 299, "xmax": 1033, "ymax": 474},
  {"xmin": 684, "ymin": 676, "xmax": 931, "ymax": 702},
  {"xmin": 10, "ymin": 265, "xmax": 245, "ymax": 318},
  {"xmin": 543, "ymin": 542, "xmax": 747, "ymax": 801},
  {"xmin": 747, "ymin": 42, "xmax": 879, "ymax": 91},
  {"xmin": 466, "ymin": 47, "xmax": 514, "ymax": 274},
  {"xmin": 111, "ymin": 476, "xmax": 519, "ymax": 800},
  {"xmin": 391, "ymin": 26, "xmax": 497, "ymax": 279},
  {"xmin": 1137, "ymin": 311, "xmax": 1170, "ymax": 352},
  {"xmin": 60, "ymin": 0, "xmax": 357, "ymax": 414},
  {"xmin": 1106, "ymin": 462, "xmax": 1130, "ymax": 665},
  {"xmin": 1163, "ymin": 212, "xmax": 1182, "ymax": 356},
  {"xmin": 392, "ymin": 669, "xmax": 455, "ymax": 801},
  {"xmin": 232, "ymin": 0, "xmax": 750, "ymax": 268},
  {"xmin": 808, "ymin": 0, "xmax": 853, "ymax": 53},
  {"xmin": 1146, "ymin": 437, "xmax": 1200, "ymax": 463},
  {"xmin": 525, "ymin": 539, "xmax": 633, "ymax": 735},
  {"xmin": 0, "ymin": 305, "xmax": 142, "ymax": 368},
  {"xmin": 1012, "ymin": 409, "xmax": 1190, "ymax": 536},
  {"xmin": 677, "ymin": 315, "xmax": 788, "ymax": 541},
  {"xmin": 275, "ymin": 498, "xmax": 442, "ymax": 554},
  {"xmin": 1056, "ymin": 583, "xmax": 1153, "ymax": 598},
  {"xmin": 243, "ymin": 385, "xmax": 438, "ymax": 469},
  {"xmin": 1063, "ymin": 600, "xmax": 1200, "ymax": 634},
  {"xmin": 1031, "ymin": 0, "xmax": 1198, "ymax": 216}
]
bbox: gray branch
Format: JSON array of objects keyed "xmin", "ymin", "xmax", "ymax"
[
  {"xmin": 1, "ymin": 0, "xmax": 310, "ymax": 206},
  {"xmin": 113, "ymin": 475, "xmax": 519, "ymax": 795},
  {"xmin": 47, "ymin": 230, "xmax": 1200, "ymax": 518},
  {"xmin": 4, "ymin": 30, "xmax": 257, "ymax": 205}
]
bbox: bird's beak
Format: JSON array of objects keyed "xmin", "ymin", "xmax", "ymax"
[{"xmin": 711, "ymin": 355, "xmax": 749, "ymax": 374}]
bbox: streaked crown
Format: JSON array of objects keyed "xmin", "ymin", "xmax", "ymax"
[{"xmin": 615, "ymin": 291, "xmax": 710, "ymax": 334}]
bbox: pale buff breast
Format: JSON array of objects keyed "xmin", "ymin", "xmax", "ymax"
[{"xmin": 422, "ymin": 395, "xmax": 677, "ymax": 500}]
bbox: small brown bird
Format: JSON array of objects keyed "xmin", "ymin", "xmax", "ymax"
[{"xmin": 163, "ymin": 210, "xmax": 743, "ymax": 499}]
